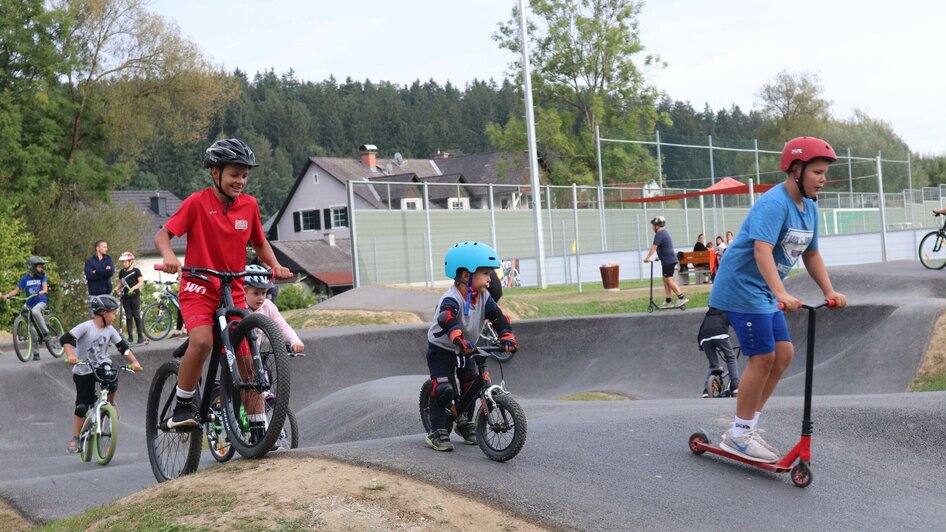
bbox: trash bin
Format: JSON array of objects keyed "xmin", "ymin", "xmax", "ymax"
[{"xmin": 599, "ymin": 262, "xmax": 620, "ymax": 291}]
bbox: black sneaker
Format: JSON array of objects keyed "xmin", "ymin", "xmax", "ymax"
[
  {"xmin": 425, "ymin": 428, "xmax": 454, "ymax": 452},
  {"xmin": 167, "ymin": 398, "xmax": 199, "ymax": 430},
  {"xmin": 701, "ymin": 388, "xmax": 709, "ymax": 398},
  {"xmin": 453, "ymin": 420, "xmax": 477, "ymax": 445}
]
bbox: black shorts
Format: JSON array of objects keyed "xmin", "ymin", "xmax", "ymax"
[
  {"xmin": 662, "ymin": 262, "xmax": 677, "ymax": 278},
  {"xmin": 74, "ymin": 372, "xmax": 117, "ymax": 409}
]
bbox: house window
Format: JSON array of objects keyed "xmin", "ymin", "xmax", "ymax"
[
  {"xmin": 312, "ymin": 172, "xmax": 319, "ymax": 184},
  {"xmin": 401, "ymin": 199, "xmax": 420, "ymax": 210},
  {"xmin": 292, "ymin": 209, "xmax": 321, "ymax": 232},
  {"xmin": 330, "ymin": 206, "xmax": 349, "ymax": 227},
  {"xmin": 449, "ymin": 197, "xmax": 469, "ymax": 210}
]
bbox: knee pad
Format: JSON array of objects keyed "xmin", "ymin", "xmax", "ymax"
[
  {"xmin": 74, "ymin": 403, "xmax": 90, "ymax": 418},
  {"xmin": 431, "ymin": 377, "xmax": 455, "ymax": 408}
]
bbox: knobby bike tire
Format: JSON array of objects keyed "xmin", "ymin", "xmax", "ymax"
[
  {"xmin": 286, "ymin": 409, "xmax": 299, "ymax": 449},
  {"xmin": 12, "ymin": 316, "xmax": 32, "ymax": 362},
  {"xmin": 918, "ymin": 231, "xmax": 946, "ymax": 270},
  {"xmin": 45, "ymin": 315, "xmax": 65, "ymax": 357},
  {"xmin": 418, "ymin": 380, "xmax": 433, "ymax": 434},
  {"xmin": 95, "ymin": 404, "xmax": 118, "ymax": 466},
  {"xmin": 146, "ymin": 359, "xmax": 201, "ymax": 482},
  {"xmin": 206, "ymin": 387, "xmax": 235, "ymax": 463},
  {"xmin": 142, "ymin": 303, "xmax": 173, "ymax": 341},
  {"xmin": 475, "ymin": 392, "xmax": 527, "ymax": 462},
  {"xmin": 220, "ymin": 313, "xmax": 290, "ymax": 459}
]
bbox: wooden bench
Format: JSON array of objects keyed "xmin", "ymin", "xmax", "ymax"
[{"xmin": 677, "ymin": 250, "xmax": 716, "ymax": 285}]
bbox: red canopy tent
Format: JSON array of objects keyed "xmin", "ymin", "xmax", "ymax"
[{"xmin": 612, "ymin": 177, "xmax": 777, "ymax": 204}]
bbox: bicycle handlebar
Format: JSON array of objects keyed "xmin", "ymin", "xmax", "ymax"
[
  {"xmin": 462, "ymin": 343, "xmax": 516, "ymax": 363},
  {"xmin": 71, "ymin": 361, "xmax": 139, "ymax": 372},
  {"xmin": 155, "ymin": 264, "xmax": 274, "ymax": 279}
]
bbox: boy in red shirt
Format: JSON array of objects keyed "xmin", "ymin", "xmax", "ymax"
[{"xmin": 154, "ymin": 138, "xmax": 291, "ymax": 429}]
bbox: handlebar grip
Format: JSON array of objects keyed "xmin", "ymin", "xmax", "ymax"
[
  {"xmin": 154, "ymin": 264, "xmax": 164, "ymax": 271},
  {"xmin": 826, "ymin": 298, "xmax": 837, "ymax": 308},
  {"xmin": 777, "ymin": 302, "xmax": 786, "ymax": 310}
]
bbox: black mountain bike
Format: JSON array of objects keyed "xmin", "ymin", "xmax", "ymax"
[
  {"xmin": 145, "ymin": 266, "xmax": 290, "ymax": 482},
  {"xmin": 7, "ymin": 294, "xmax": 65, "ymax": 362},
  {"xmin": 919, "ymin": 213, "xmax": 946, "ymax": 269},
  {"xmin": 419, "ymin": 341, "xmax": 527, "ymax": 462}
]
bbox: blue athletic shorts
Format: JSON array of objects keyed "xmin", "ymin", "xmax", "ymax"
[{"xmin": 724, "ymin": 310, "xmax": 790, "ymax": 356}]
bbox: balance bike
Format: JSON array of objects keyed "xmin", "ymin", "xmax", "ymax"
[{"xmin": 688, "ymin": 299, "xmax": 837, "ymax": 488}]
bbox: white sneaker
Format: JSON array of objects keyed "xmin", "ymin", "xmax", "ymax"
[
  {"xmin": 720, "ymin": 428, "xmax": 778, "ymax": 463},
  {"xmin": 676, "ymin": 295, "xmax": 689, "ymax": 306},
  {"xmin": 659, "ymin": 301, "xmax": 674, "ymax": 309},
  {"xmin": 753, "ymin": 428, "xmax": 781, "ymax": 456}
]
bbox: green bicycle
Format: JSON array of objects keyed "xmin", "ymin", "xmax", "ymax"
[{"xmin": 74, "ymin": 361, "xmax": 138, "ymax": 466}]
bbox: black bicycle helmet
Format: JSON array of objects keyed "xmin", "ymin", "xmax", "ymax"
[
  {"xmin": 27, "ymin": 256, "xmax": 48, "ymax": 274},
  {"xmin": 202, "ymin": 138, "xmax": 259, "ymax": 169},
  {"xmin": 89, "ymin": 294, "xmax": 120, "ymax": 315}
]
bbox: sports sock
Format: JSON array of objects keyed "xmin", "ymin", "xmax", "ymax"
[
  {"xmin": 664, "ymin": 298, "xmax": 671, "ymax": 304},
  {"xmin": 678, "ymin": 293, "xmax": 686, "ymax": 299},
  {"xmin": 248, "ymin": 414, "xmax": 266, "ymax": 423},
  {"xmin": 732, "ymin": 416, "xmax": 753, "ymax": 437},
  {"xmin": 176, "ymin": 387, "xmax": 195, "ymax": 400},
  {"xmin": 752, "ymin": 411, "xmax": 762, "ymax": 429}
]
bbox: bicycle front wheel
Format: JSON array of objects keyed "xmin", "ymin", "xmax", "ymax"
[
  {"xmin": 475, "ymin": 392, "xmax": 527, "ymax": 462},
  {"xmin": 146, "ymin": 359, "xmax": 202, "ymax": 482},
  {"xmin": 12, "ymin": 316, "xmax": 32, "ymax": 362},
  {"xmin": 220, "ymin": 313, "xmax": 290, "ymax": 459},
  {"xmin": 45, "ymin": 315, "xmax": 65, "ymax": 357},
  {"xmin": 919, "ymin": 231, "xmax": 946, "ymax": 270},
  {"xmin": 95, "ymin": 404, "xmax": 118, "ymax": 465},
  {"xmin": 79, "ymin": 415, "xmax": 94, "ymax": 463},
  {"xmin": 142, "ymin": 303, "xmax": 173, "ymax": 341}
]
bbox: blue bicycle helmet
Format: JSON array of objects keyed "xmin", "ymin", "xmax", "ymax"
[
  {"xmin": 444, "ymin": 242, "xmax": 501, "ymax": 280},
  {"xmin": 245, "ymin": 264, "xmax": 275, "ymax": 289}
]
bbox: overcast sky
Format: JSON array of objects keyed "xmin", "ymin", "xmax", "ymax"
[{"xmin": 151, "ymin": 0, "xmax": 946, "ymax": 155}]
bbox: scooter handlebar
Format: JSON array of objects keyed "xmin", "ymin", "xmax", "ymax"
[{"xmin": 777, "ymin": 299, "xmax": 838, "ymax": 311}]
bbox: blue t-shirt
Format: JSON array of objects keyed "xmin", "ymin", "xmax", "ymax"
[
  {"xmin": 709, "ymin": 183, "xmax": 818, "ymax": 313},
  {"xmin": 652, "ymin": 229, "xmax": 677, "ymax": 265},
  {"xmin": 18, "ymin": 273, "xmax": 47, "ymax": 308}
]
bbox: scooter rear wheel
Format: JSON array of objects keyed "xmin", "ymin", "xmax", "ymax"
[
  {"xmin": 688, "ymin": 432, "xmax": 708, "ymax": 455},
  {"xmin": 790, "ymin": 462, "xmax": 813, "ymax": 488}
]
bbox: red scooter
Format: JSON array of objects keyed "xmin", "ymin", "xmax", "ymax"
[{"xmin": 688, "ymin": 299, "xmax": 837, "ymax": 488}]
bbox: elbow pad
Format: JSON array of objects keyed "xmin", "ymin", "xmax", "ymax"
[
  {"xmin": 60, "ymin": 332, "xmax": 77, "ymax": 347},
  {"xmin": 116, "ymin": 340, "xmax": 131, "ymax": 356},
  {"xmin": 436, "ymin": 301, "xmax": 462, "ymax": 337}
]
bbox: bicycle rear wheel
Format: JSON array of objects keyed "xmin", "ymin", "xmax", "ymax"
[
  {"xmin": 475, "ymin": 392, "xmax": 527, "ymax": 462},
  {"xmin": 95, "ymin": 405, "xmax": 118, "ymax": 465},
  {"xmin": 205, "ymin": 387, "xmax": 234, "ymax": 463},
  {"xmin": 146, "ymin": 359, "xmax": 201, "ymax": 482},
  {"xmin": 12, "ymin": 316, "xmax": 32, "ymax": 362},
  {"xmin": 45, "ymin": 315, "xmax": 65, "ymax": 357},
  {"xmin": 919, "ymin": 231, "xmax": 946, "ymax": 270},
  {"xmin": 220, "ymin": 313, "xmax": 290, "ymax": 459},
  {"xmin": 142, "ymin": 303, "xmax": 173, "ymax": 341}
]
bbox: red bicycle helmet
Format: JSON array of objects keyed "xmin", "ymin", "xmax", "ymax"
[{"xmin": 780, "ymin": 137, "xmax": 837, "ymax": 172}]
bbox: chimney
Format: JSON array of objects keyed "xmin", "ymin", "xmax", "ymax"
[
  {"xmin": 324, "ymin": 232, "xmax": 336, "ymax": 246},
  {"xmin": 359, "ymin": 144, "xmax": 378, "ymax": 171},
  {"xmin": 150, "ymin": 195, "xmax": 168, "ymax": 216},
  {"xmin": 433, "ymin": 150, "xmax": 450, "ymax": 159}
]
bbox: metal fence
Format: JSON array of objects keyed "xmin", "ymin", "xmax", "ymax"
[{"xmin": 347, "ymin": 176, "xmax": 946, "ymax": 289}]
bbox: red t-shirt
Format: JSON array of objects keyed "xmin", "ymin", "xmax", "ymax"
[{"xmin": 164, "ymin": 188, "xmax": 265, "ymax": 301}]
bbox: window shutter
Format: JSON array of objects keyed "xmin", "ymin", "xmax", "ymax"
[
  {"xmin": 323, "ymin": 209, "xmax": 332, "ymax": 229},
  {"xmin": 293, "ymin": 211, "xmax": 301, "ymax": 232}
]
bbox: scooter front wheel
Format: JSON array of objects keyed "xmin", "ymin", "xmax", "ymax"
[
  {"xmin": 688, "ymin": 432, "xmax": 708, "ymax": 455},
  {"xmin": 647, "ymin": 302, "xmax": 656, "ymax": 314},
  {"xmin": 790, "ymin": 462, "xmax": 813, "ymax": 488}
]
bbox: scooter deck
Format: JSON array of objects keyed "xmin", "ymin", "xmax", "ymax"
[{"xmin": 690, "ymin": 440, "xmax": 791, "ymax": 473}]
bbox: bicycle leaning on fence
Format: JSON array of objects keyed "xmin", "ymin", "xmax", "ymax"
[
  {"xmin": 5, "ymin": 294, "xmax": 65, "ymax": 362},
  {"xmin": 919, "ymin": 212, "xmax": 946, "ymax": 270},
  {"xmin": 145, "ymin": 265, "xmax": 290, "ymax": 482},
  {"xmin": 73, "ymin": 361, "xmax": 138, "ymax": 466},
  {"xmin": 141, "ymin": 281, "xmax": 182, "ymax": 341}
]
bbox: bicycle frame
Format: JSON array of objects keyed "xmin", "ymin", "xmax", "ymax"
[{"xmin": 447, "ymin": 349, "xmax": 508, "ymax": 425}]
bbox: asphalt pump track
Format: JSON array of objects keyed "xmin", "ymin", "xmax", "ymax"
[{"xmin": 1, "ymin": 261, "xmax": 944, "ymax": 529}]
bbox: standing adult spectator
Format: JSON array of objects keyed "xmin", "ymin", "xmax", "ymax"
[{"xmin": 84, "ymin": 240, "xmax": 114, "ymax": 296}]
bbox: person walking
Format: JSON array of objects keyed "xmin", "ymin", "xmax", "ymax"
[{"xmin": 84, "ymin": 240, "xmax": 114, "ymax": 296}]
